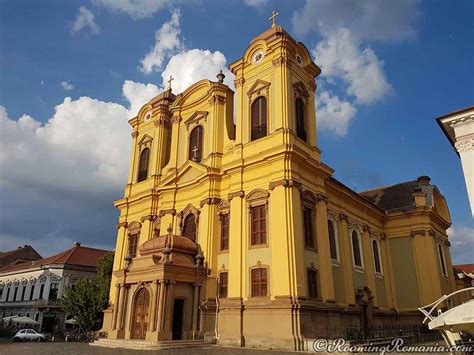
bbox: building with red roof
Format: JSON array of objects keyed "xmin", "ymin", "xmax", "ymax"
[{"xmin": 0, "ymin": 242, "xmax": 110, "ymax": 334}]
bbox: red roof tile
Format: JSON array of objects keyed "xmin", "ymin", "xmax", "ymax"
[
  {"xmin": 0, "ymin": 244, "xmax": 110, "ymax": 273},
  {"xmin": 454, "ymin": 264, "xmax": 474, "ymax": 274}
]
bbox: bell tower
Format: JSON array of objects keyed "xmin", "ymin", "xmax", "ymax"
[{"xmin": 229, "ymin": 18, "xmax": 321, "ymax": 157}]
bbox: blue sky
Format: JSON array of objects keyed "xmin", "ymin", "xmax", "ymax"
[{"xmin": 0, "ymin": 0, "xmax": 473, "ymax": 263}]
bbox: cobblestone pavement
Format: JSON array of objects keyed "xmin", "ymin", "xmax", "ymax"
[{"xmin": 0, "ymin": 342, "xmax": 295, "ymax": 355}]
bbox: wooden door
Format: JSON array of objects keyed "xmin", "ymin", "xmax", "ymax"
[{"xmin": 132, "ymin": 288, "xmax": 150, "ymax": 340}]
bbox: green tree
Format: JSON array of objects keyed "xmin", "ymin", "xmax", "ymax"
[{"xmin": 61, "ymin": 252, "xmax": 114, "ymax": 331}]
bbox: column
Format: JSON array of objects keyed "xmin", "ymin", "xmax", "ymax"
[
  {"xmin": 315, "ymin": 195, "xmax": 335, "ymax": 301},
  {"xmin": 156, "ymin": 280, "xmax": 166, "ymax": 331},
  {"xmin": 116, "ymin": 284, "xmax": 126, "ymax": 330},
  {"xmin": 164, "ymin": 281, "xmax": 175, "ymax": 333},
  {"xmin": 339, "ymin": 214, "xmax": 355, "ymax": 304},
  {"xmin": 112, "ymin": 284, "xmax": 121, "ymax": 331},
  {"xmin": 57, "ymin": 277, "xmax": 66, "ymax": 299},
  {"xmin": 43, "ymin": 277, "xmax": 51, "ymax": 300},
  {"xmin": 191, "ymin": 283, "xmax": 200, "ymax": 334},
  {"xmin": 149, "ymin": 280, "xmax": 159, "ymax": 332}
]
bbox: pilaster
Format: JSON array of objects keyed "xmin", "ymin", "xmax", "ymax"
[
  {"xmin": 315, "ymin": 195, "xmax": 335, "ymax": 302},
  {"xmin": 338, "ymin": 214, "xmax": 355, "ymax": 304}
]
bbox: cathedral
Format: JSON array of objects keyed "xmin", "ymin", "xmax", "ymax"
[{"xmin": 99, "ymin": 21, "xmax": 456, "ymax": 350}]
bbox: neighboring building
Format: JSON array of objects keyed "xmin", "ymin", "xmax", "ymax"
[
  {"xmin": 0, "ymin": 242, "xmax": 109, "ymax": 333},
  {"xmin": 100, "ymin": 23, "xmax": 457, "ymax": 350},
  {"xmin": 454, "ymin": 264, "xmax": 474, "ymax": 278},
  {"xmin": 453, "ymin": 264, "xmax": 474, "ymax": 304},
  {"xmin": 437, "ymin": 106, "xmax": 474, "ymax": 217},
  {"xmin": 0, "ymin": 245, "xmax": 42, "ymax": 269}
]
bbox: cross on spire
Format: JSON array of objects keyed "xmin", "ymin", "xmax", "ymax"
[
  {"xmin": 167, "ymin": 75, "xmax": 174, "ymax": 91},
  {"xmin": 269, "ymin": 10, "xmax": 279, "ymax": 27}
]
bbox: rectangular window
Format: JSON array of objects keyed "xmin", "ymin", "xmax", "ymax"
[
  {"xmin": 307, "ymin": 269, "xmax": 318, "ymax": 299},
  {"xmin": 49, "ymin": 283, "xmax": 59, "ymax": 300},
  {"xmin": 220, "ymin": 213, "xmax": 230, "ymax": 251},
  {"xmin": 21, "ymin": 285, "xmax": 26, "ymax": 301},
  {"xmin": 39, "ymin": 284, "xmax": 45, "ymax": 299},
  {"xmin": 129, "ymin": 234, "xmax": 138, "ymax": 258},
  {"xmin": 251, "ymin": 268, "xmax": 268, "ymax": 297},
  {"xmin": 30, "ymin": 285, "xmax": 35, "ymax": 300},
  {"xmin": 303, "ymin": 207, "xmax": 314, "ymax": 248},
  {"xmin": 250, "ymin": 205, "xmax": 267, "ymax": 246},
  {"xmin": 219, "ymin": 272, "xmax": 228, "ymax": 298}
]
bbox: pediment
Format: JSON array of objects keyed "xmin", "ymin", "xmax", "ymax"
[
  {"xmin": 184, "ymin": 111, "xmax": 208, "ymax": 129},
  {"xmin": 247, "ymin": 79, "xmax": 271, "ymax": 97},
  {"xmin": 158, "ymin": 160, "xmax": 208, "ymax": 188},
  {"xmin": 293, "ymin": 81, "xmax": 310, "ymax": 99},
  {"xmin": 138, "ymin": 134, "xmax": 153, "ymax": 146}
]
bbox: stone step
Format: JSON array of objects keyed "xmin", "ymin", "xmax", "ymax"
[{"xmin": 90, "ymin": 338, "xmax": 215, "ymax": 350}]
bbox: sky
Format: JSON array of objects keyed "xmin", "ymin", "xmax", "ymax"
[{"xmin": 0, "ymin": 0, "xmax": 473, "ymax": 264}]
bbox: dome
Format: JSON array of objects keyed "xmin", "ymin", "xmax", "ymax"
[{"xmin": 139, "ymin": 233, "xmax": 197, "ymax": 257}]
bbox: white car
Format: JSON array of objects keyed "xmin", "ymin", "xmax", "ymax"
[{"xmin": 12, "ymin": 329, "xmax": 47, "ymax": 342}]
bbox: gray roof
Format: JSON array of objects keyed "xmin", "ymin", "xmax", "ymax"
[{"xmin": 359, "ymin": 176, "xmax": 433, "ymax": 212}]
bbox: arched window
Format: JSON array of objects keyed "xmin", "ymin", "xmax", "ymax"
[
  {"xmin": 137, "ymin": 148, "xmax": 149, "ymax": 182},
  {"xmin": 295, "ymin": 97, "xmax": 307, "ymax": 141},
  {"xmin": 328, "ymin": 220, "xmax": 338, "ymax": 261},
  {"xmin": 352, "ymin": 231, "xmax": 363, "ymax": 268},
  {"xmin": 189, "ymin": 126, "xmax": 203, "ymax": 162},
  {"xmin": 438, "ymin": 244, "xmax": 447, "ymax": 276},
  {"xmin": 372, "ymin": 240, "xmax": 382, "ymax": 273},
  {"xmin": 182, "ymin": 214, "xmax": 197, "ymax": 242},
  {"xmin": 250, "ymin": 96, "xmax": 267, "ymax": 141}
]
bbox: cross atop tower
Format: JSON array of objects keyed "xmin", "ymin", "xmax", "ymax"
[
  {"xmin": 269, "ymin": 10, "xmax": 279, "ymax": 28},
  {"xmin": 167, "ymin": 75, "xmax": 174, "ymax": 91}
]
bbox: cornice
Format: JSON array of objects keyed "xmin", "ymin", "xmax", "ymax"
[
  {"xmin": 455, "ymin": 138, "xmax": 474, "ymax": 153},
  {"xmin": 228, "ymin": 190, "xmax": 245, "ymax": 201}
]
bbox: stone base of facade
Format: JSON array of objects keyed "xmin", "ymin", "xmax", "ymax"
[{"xmin": 215, "ymin": 298, "xmax": 425, "ymax": 351}]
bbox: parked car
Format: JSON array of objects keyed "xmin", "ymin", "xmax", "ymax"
[{"xmin": 12, "ymin": 329, "xmax": 47, "ymax": 342}]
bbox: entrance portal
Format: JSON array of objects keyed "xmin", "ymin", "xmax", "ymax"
[
  {"xmin": 172, "ymin": 299, "xmax": 184, "ymax": 340},
  {"xmin": 131, "ymin": 287, "xmax": 150, "ymax": 340}
]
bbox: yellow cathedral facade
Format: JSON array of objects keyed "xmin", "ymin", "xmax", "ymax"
[{"xmin": 100, "ymin": 22, "xmax": 456, "ymax": 350}]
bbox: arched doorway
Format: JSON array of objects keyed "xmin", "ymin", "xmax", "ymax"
[{"xmin": 131, "ymin": 287, "xmax": 150, "ymax": 340}]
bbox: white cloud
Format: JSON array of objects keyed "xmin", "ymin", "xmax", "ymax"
[
  {"xmin": 316, "ymin": 91, "xmax": 357, "ymax": 136},
  {"xmin": 93, "ymin": 0, "xmax": 178, "ymax": 20},
  {"xmin": 447, "ymin": 225, "xmax": 474, "ymax": 264},
  {"xmin": 292, "ymin": 0, "xmax": 419, "ymax": 42},
  {"xmin": 0, "ymin": 98, "xmax": 130, "ymax": 196},
  {"xmin": 140, "ymin": 9, "xmax": 183, "ymax": 75},
  {"xmin": 139, "ymin": 9, "xmax": 234, "ymax": 93},
  {"xmin": 72, "ymin": 6, "xmax": 101, "ymax": 35},
  {"xmin": 161, "ymin": 49, "xmax": 234, "ymax": 93},
  {"xmin": 123, "ymin": 80, "xmax": 160, "ymax": 117},
  {"xmin": 61, "ymin": 80, "xmax": 74, "ymax": 91},
  {"xmin": 314, "ymin": 29, "xmax": 391, "ymax": 104},
  {"xmin": 244, "ymin": 0, "xmax": 268, "ymax": 8}
]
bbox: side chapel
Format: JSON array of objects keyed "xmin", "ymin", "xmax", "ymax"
[{"xmin": 100, "ymin": 19, "xmax": 456, "ymax": 350}]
